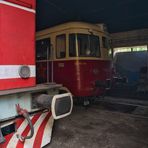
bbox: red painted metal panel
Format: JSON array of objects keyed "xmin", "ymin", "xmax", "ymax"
[
  {"xmin": 0, "ymin": 2, "xmax": 35, "ymax": 90},
  {"xmin": 37, "ymin": 59, "xmax": 112, "ymax": 97},
  {"xmin": 53, "ymin": 60, "xmax": 112, "ymax": 97},
  {"xmin": 0, "ymin": 4, "xmax": 35, "ymax": 65},
  {"xmin": 0, "ymin": 78, "xmax": 36, "ymax": 90},
  {"xmin": 5, "ymin": 0, "xmax": 36, "ymax": 9}
]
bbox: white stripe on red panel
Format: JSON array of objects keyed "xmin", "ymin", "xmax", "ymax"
[
  {"xmin": 0, "ymin": 0, "xmax": 35, "ymax": 13},
  {"xmin": 0, "ymin": 65, "xmax": 36, "ymax": 79}
]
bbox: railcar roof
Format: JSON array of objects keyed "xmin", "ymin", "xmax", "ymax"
[{"xmin": 36, "ymin": 21, "xmax": 107, "ymax": 37}]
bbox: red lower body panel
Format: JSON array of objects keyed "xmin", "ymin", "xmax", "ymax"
[
  {"xmin": 53, "ymin": 59, "xmax": 112, "ymax": 97},
  {"xmin": 0, "ymin": 78, "xmax": 36, "ymax": 90},
  {"xmin": 37, "ymin": 59, "xmax": 112, "ymax": 97}
]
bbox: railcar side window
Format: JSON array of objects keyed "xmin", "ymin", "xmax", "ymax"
[
  {"xmin": 102, "ymin": 37, "xmax": 108, "ymax": 48},
  {"xmin": 69, "ymin": 34, "xmax": 76, "ymax": 57},
  {"xmin": 77, "ymin": 34, "xmax": 90, "ymax": 57},
  {"xmin": 36, "ymin": 39, "xmax": 50, "ymax": 60},
  {"xmin": 56, "ymin": 34, "xmax": 66, "ymax": 59},
  {"xmin": 77, "ymin": 34, "xmax": 100, "ymax": 57},
  {"xmin": 90, "ymin": 35, "xmax": 100, "ymax": 57},
  {"xmin": 36, "ymin": 38, "xmax": 50, "ymax": 84}
]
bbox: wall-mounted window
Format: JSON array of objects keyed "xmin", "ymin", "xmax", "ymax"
[{"xmin": 56, "ymin": 34, "xmax": 66, "ymax": 59}]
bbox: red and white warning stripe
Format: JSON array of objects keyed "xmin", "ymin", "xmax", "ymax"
[
  {"xmin": 41, "ymin": 115, "xmax": 54, "ymax": 148},
  {"xmin": 1, "ymin": 111, "xmax": 54, "ymax": 148}
]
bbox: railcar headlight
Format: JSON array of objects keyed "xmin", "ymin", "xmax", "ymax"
[
  {"xmin": 34, "ymin": 93, "xmax": 73, "ymax": 120},
  {"xmin": 51, "ymin": 93, "xmax": 73, "ymax": 120},
  {"xmin": 19, "ymin": 65, "xmax": 30, "ymax": 79}
]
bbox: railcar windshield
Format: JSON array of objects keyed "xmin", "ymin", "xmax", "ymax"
[{"xmin": 69, "ymin": 33, "xmax": 100, "ymax": 58}]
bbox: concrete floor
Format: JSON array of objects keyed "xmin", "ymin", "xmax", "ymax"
[{"xmin": 46, "ymin": 105, "xmax": 148, "ymax": 148}]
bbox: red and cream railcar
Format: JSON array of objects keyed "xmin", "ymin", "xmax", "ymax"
[
  {"xmin": 36, "ymin": 22, "xmax": 112, "ymax": 99},
  {"xmin": 0, "ymin": 1, "xmax": 72, "ymax": 147}
]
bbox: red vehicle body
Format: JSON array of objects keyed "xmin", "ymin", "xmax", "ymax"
[
  {"xmin": 0, "ymin": 1, "xmax": 72, "ymax": 147},
  {"xmin": 0, "ymin": 0, "xmax": 36, "ymax": 90},
  {"xmin": 53, "ymin": 60, "xmax": 111, "ymax": 96},
  {"xmin": 36, "ymin": 22, "xmax": 112, "ymax": 98}
]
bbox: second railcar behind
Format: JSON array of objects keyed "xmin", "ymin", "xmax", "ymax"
[{"xmin": 36, "ymin": 22, "xmax": 112, "ymax": 98}]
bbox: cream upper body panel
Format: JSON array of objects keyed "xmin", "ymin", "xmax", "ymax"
[
  {"xmin": 36, "ymin": 22, "xmax": 111, "ymax": 60},
  {"xmin": 36, "ymin": 22, "xmax": 109, "ymax": 39}
]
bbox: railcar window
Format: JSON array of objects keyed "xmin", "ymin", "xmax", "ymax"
[
  {"xmin": 36, "ymin": 38, "xmax": 50, "ymax": 60},
  {"xmin": 56, "ymin": 34, "xmax": 66, "ymax": 59},
  {"xmin": 90, "ymin": 35, "xmax": 100, "ymax": 57},
  {"xmin": 102, "ymin": 37, "xmax": 108, "ymax": 48},
  {"xmin": 69, "ymin": 34, "xmax": 76, "ymax": 57},
  {"xmin": 36, "ymin": 38, "xmax": 50, "ymax": 84},
  {"xmin": 77, "ymin": 34, "xmax": 89, "ymax": 57},
  {"xmin": 77, "ymin": 34, "xmax": 100, "ymax": 57}
]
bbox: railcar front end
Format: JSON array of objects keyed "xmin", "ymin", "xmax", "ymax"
[{"xmin": 36, "ymin": 22, "xmax": 113, "ymax": 101}]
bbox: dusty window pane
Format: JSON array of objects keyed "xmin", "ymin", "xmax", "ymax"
[
  {"xmin": 69, "ymin": 34, "xmax": 76, "ymax": 57},
  {"xmin": 36, "ymin": 38, "xmax": 50, "ymax": 60},
  {"xmin": 90, "ymin": 35, "xmax": 100, "ymax": 57},
  {"xmin": 102, "ymin": 36, "xmax": 108, "ymax": 48},
  {"xmin": 36, "ymin": 38, "xmax": 50, "ymax": 84},
  {"xmin": 77, "ymin": 34, "xmax": 100, "ymax": 57},
  {"xmin": 56, "ymin": 34, "xmax": 66, "ymax": 59},
  {"xmin": 77, "ymin": 34, "xmax": 89, "ymax": 57}
]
